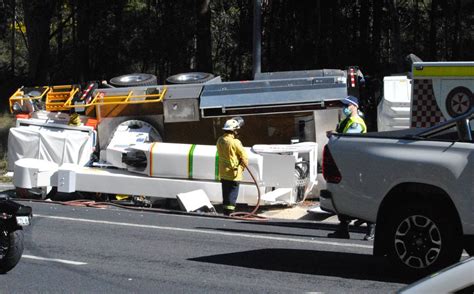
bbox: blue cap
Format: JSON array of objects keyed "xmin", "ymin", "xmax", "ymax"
[{"xmin": 342, "ymin": 96, "xmax": 359, "ymax": 107}]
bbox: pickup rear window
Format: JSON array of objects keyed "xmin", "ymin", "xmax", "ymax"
[{"xmin": 424, "ymin": 117, "xmax": 474, "ymax": 142}]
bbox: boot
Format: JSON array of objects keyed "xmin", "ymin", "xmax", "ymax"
[
  {"xmin": 363, "ymin": 223, "xmax": 375, "ymax": 241},
  {"xmin": 327, "ymin": 221, "xmax": 350, "ymax": 239},
  {"xmin": 223, "ymin": 209, "xmax": 234, "ymax": 216},
  {"xmin": 327, "ymin": 229, "xmax": 350, "ymax": 239}
]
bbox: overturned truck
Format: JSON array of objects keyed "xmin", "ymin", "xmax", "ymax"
[{"xmin": 8, "ymin": 68, "xmax": 364, "ymax": 206}]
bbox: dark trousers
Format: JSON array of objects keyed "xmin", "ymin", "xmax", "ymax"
[
  {"xmin": 221, "ymin": 179, "xmax": 240, "ymax": 212},
  {"xmin": 338, "ymin": 215, "xmax": 375, "ymax": 236}
]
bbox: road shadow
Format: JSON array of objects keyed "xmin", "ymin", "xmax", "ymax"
[
  {"xmin": 194, "ymin": 226, "xmax": 369, "ymax": 241},
  {"xmin": 189, "ymin": 248, "xmax": 414, "ymax": 284},
  {"xmin": 194, "ymin": 226, "xmax": 324, "ymax": 239},
  {"xmin": 238, "ymin": 220, "xmax": 370, "ymax": 234}
]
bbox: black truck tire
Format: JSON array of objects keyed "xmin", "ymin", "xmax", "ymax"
[
  {"xmin": 166, "ymin": 72, "xmax": 215, "ymax": 84},
  {"xmin": 109, "ymin": 73, "xmax": 158, "ymax": 87},
  {"xmin": 386, "ymin": 202, "xmax": 463, "ymax": 276},
  {"xmin": 0, "ymin": 228, "xmax": 24, "ymax": 274}
]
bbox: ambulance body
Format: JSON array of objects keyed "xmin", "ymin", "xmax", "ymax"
[
  {"xmin": 410, "ymin": 61, "xmax": 474, "ymax": 128},
  {"xmin": 377, "ymin": 61, "xmax": 473, "ymax": 131}
]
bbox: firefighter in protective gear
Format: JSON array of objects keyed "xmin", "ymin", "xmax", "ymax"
[{"xmin": 216, "ymin": 118, "xmax": 249, "ymax": 216}]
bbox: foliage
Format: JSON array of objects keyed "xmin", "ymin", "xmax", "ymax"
[
  {"xmin": 0, "ymin": 0, "xmax": 471, "ymax": 112},
  {"xmin": 0, "ymin": 112, "xmax": 14, "ymax": 153},
  {"xmin": 0, "ymin": 0, "xmax": 472, "ymax": 180},
  {"xmin": 0, "ymin": 154, "xmax": 10, "ymax": 182},
  {"xmin": 0, "ymin": 112, "xmax": 14, "ymax": 181}
]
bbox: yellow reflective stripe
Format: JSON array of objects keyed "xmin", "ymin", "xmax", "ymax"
[
  {"xmin": 149, "ymin": 142, "xmax": 157, "ymax": 176},
  {"xmin": 187, "ymin": 144, "xmax": 196, "ymax": 179},
  {"xmin": 342, "ymin": 116, "xmax": 367, "ymax": 133},
  {"xmin": 413, "ymin": 66, "xmax": 474, "ymax": 77},
  {"xmin": 223, "ymin": 205, "xmax": 235, "ymax": 210},
  {"xmin": 215, "ymin": 150, "xmax": 220, "ymax": 180}
]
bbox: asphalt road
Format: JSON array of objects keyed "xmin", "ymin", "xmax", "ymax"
[{"xmin": 0, "ymin": 199, "xmax": 413, "ymax": 293}]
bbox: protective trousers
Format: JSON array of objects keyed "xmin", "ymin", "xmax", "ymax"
[{"xmin": 221, "ymin": 179, "xmax": 240, "ymax": 215}]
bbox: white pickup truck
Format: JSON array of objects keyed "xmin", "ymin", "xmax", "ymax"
[{"xmin": 320, "ymin": 109, "xmax": 474, "ymax": 275}]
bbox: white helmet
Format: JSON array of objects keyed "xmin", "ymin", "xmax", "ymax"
[{"xmin": 222, "ymin": 119, "xmax": 240, "ymax": 131}]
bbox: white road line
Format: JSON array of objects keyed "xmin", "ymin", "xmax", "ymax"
[
  {"xmin": 22, "ymin": 255, "xmax": 87, "ymax": 265},
  {"xmin": 35, "ymin": 214, "xmax": 373, "ymax": 250}
]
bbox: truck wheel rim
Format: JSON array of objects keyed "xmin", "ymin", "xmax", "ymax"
[{"xmin": 394, "ymin": 215, "xmax": 441, "ymax": 269}]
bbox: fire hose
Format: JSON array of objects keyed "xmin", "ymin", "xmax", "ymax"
[{"xmin": 228, "ymin": 164, "xmax": 267, "ymax": 221}]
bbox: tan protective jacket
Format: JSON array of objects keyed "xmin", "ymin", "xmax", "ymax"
[{"xmin": 216, "ymin": 133, "xmax": 249, "ymax": 181}]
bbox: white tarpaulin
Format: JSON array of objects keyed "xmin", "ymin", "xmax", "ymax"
[{"xmin": 8, "ymin": 125, "xmax": 95, "ymax": 171}]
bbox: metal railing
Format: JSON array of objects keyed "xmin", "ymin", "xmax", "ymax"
[
  {"xmin": 9, "ymin": 86, "xmax": 49, "ymax": 113},
  {"xmin": 9, "ymin": 85, "xmax": 167, "ymax": 113}
]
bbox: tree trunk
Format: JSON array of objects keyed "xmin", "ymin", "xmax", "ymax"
[
  {"xmin": 236, "ymin": 0, "xmax": 252, "ymax": 78},
  {"xmin": 56, "ymin": 4, "xmax": 64, "ymax": 71},
  {"xmin": 76, "ymin": 0, "xmax": 90, "ymax": 83},
  {"xmin": 441, "ymin": 0, "xmax": 452, "ymax": 60},
  {"xmin": 111, "ymin": 1, "xmax": 126, "ymax": 75},
  {"xmin": 71, "ymin": 0, "xmax": 77, "ymax": 81},
  {"xmin": 412, "ymin": 0, "xmax": 419, "ymax": 51},
  {"xmin": 429, "ymin": 0, "xmax": 440, "ymax": 60},
  {"xmin": 196, "ymin": 0, "xmax": 212, "ymax": 73},
  {"xmin": 141, "ymin": 0, "xmax": 152, "ymax": 73},
  {"xmin": 387, "ymin": 0, "xmax": 403, "ymax": 72},
  {"xmin": 22, "ymin": 0, "xmax": 57, "ymax": 84},
  {"xmin": 314, "ymin": 0, "xmax": 321, "ymax": 66},
  {"xmin": 293, "ymin": 1, "xmax": 317, "ymax": 70},
  {"xmin": 265, "ymin": 0, "xmax": 275, "ymax": 71},
  {"xmin": 10, "ymin": 0, "xmax": 16, "ymax": 76},
  {"xmin": 359, "ymin": 0, "xmax": 370, "ymax": 68},
  {"xmin": 327, "ymin": 0, "xmax": 342, "ymax": 68},
  {"xmin": 372, "ymin": 0, "xmax": 382, "ymax": 71},
  {"xmin": 452, "ymin": 0, "xmax": 461, "ymax": 59}
]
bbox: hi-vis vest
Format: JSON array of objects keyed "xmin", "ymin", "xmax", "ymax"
[
  {"xmin": 336, "ymin": 116, "xmax": 367, "ymax": 134},
  {"xmin": 216, "ymin": 133, "xmax": 249, "ymax": 181}
]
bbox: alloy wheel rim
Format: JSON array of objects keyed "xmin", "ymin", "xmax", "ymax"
[{"xmin": 394, "ymin": 215, "xmax": 442, "ymax": 269}]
